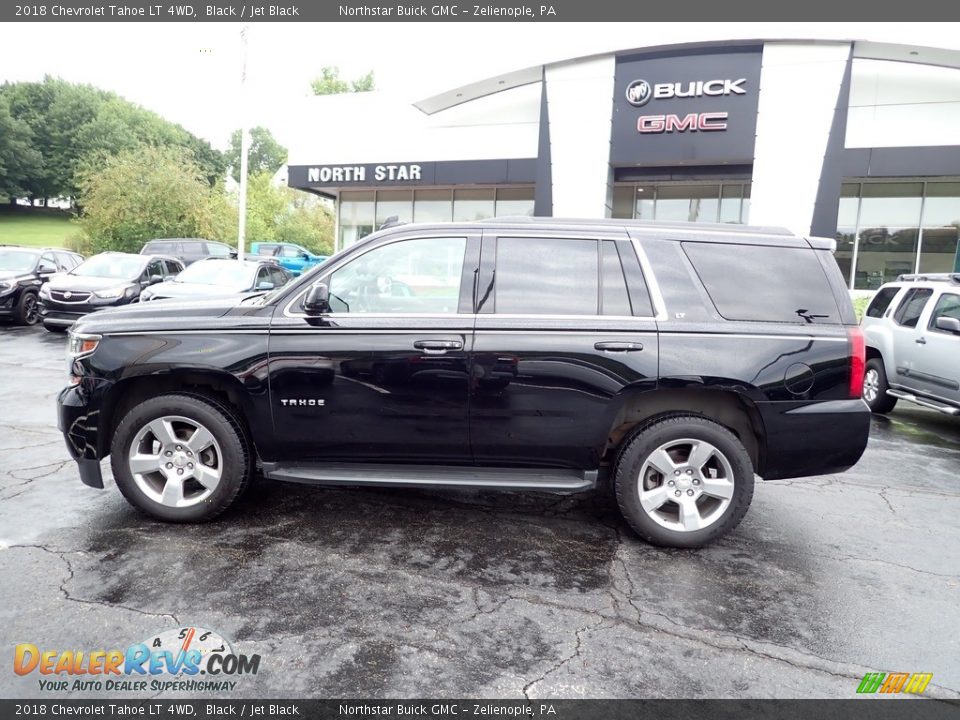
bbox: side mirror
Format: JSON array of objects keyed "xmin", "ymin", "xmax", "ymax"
[
  {"xmin": 299, "ymin": 251, "xmax": 311, "ymax": 260},
  {"xmin": 256, "ymin": 281, "xmax": 275, "ymax": 291},
  {"xmin": 303, "ymin": 282, "xmax": 330, "ymax": 315},
  {"xmin": 163, "ymin": 275, "xmax": 176, "ymax": 282},
  {"xmin": 149, "ymin": 274, "xmax": 164, "ymax": 285},
  {"xmin": 935, "ymin": 316, "xmax": 960, "ymax": 334}
]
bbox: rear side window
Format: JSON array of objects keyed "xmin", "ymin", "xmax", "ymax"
[
  {"xmin": 893, "ymin": 288, "xmax": 933, "ymax": 328},
  {"xmin": 164, "ymin": 260, "xmax": 182, "ymax": 274},
  {"xmin": 682, "ymin": 242, "xmax": 840, "ymax": 324},
  {"xmin": 207, "ymin": 243, "xmax": 231, "ymax": 257},
  {"xmin": 144, "ymin": 242, "xmax": 176, "ymax": 255},
  {"xmin": 495, "ymin": 237, "xmax": 598, "ymax": 315},
  {"xmin": 256, "ymin": 245, "xmax": 278, "ymax": 256},
  {"xmin": 866, "ymin": 287, "xmax": 901, "ymax": 318}
]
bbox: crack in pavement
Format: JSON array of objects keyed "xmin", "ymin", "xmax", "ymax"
[
  {"xmin": 522, "ymin": 616, "xmax": 607, "ymax": 700},
  {"xmin": 8, "ymin": 544, "xmax": 181, "ymax": 626},
  {"xmin": 0, "ymin": 461, "xmax": 70, "ymax": 500}
]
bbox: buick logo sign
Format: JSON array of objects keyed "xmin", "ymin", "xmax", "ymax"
[
  {"xmin": 625, "ymin": 79, "xmax": 652, "ymax": 107},
  {"xmin": 63, "ymin": 291, "xmax": 72, "ymax": 299}
]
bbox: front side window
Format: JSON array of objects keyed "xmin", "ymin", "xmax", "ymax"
[
  {"xmin": 327, "ymin": 236, "xmax": 467, "ymax": 314},
  {"xmin": 929, "ymin": 292, "xmax": 960, "ymax": 332},
  {"xmin": 893, "ymin": 288, "xmax": 933, "ymax": 328},
  {"xmin": 280, "ymin": 245, "xmax": 302, "ymax": 258},
  {"xmin": 495, "ymin": 237, "xmax": 598, "ymax": 315},
  {"xmin": 38, "ymin": 254, "xmax": 58, "ymax": 273}
]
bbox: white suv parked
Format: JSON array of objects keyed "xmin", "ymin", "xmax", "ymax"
[{"xmin": 861, "ymin": 273, "xmax": 960, "ymax": 416}]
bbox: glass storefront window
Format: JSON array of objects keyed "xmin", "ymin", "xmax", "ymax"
[
  {"xmin": 611, "ymin": 182, "xmax": 751, "ymax": 224},
  {"xmin": 495, "ymin": 187, "xmax": 535, "ymax": 217},
  {"xmin": 375, "ymin": 190, "xmax": 413, "ymax": 227},
  {"xmin": 835, "ymin": 180, "xmax": 960, "ymax": 288},
  {"xmin": 413, "ymin": 190, "xmax": 452, "ymax": 223},
  {"xmin": 453, "ymin": 189, "xmax": 495, "ymax": 221},
  {"xmin": 339, "ymin": 191, "xmax": 375, "ymax": 249}
]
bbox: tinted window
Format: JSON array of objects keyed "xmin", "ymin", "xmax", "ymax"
[
  {"xmin": 893, "ymin": 288, "xmax": 933, "ymax": 328},
  {"xmin": 256, "ymin": 267, "xmax": 272, "ymax": 288},
  {"xmin": 144, "ymin": 242, "xmax": 177, "ymax": 255},
  {"xmin": 280, "ymin": 245, "xmax": 302, "ymax": 258},
  {"xmin": 682, "ymin": 242, "xmax": 840, "ymax": 324},
  {"xmin": 206, "ymin": 243, "xmax": 231, "ymax": 257},
  {"xmin": 866, "ymin": 286, "xmax": 900, "ymax": 318},
  {"xmin": 38, "ymin": 253, "xmax": 58, "ymax": 273},
  {"xmin": 270, "ymin": 267, "xmax": 289, "ymax": 287},
  {"xmin": 495, "ymin": 237, "xmax": 598, "ymax": 315},
  {"xmin": 164, "ymin": 260, "xmax": 182, "ymax": 274},
  {"xmin": 327, "ymin": 236, "xmax": 467, "ymax": 314},
  {"xmin": 601, "ymin": 241, "xmax": 632, "ymax": 316},
  {"xmin": 145, "ymin": 260, "xmax": 165, "ymax": 279},
  {"xmin": 928, "ymin": 292, "xmax": 960, "ymax": 332},
  {"xmin": 256, "ymin": 245, "xmax": 278, "ymax": 257}
]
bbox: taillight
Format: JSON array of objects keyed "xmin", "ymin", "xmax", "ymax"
[{"xmin": 848, "ymin": 327, "xmax": 866, "ymax": 399}]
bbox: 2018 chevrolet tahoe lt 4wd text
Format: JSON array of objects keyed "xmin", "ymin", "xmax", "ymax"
[{"xmin": 58, "ymin": 219, "xmax": 871, "ymax": 547}]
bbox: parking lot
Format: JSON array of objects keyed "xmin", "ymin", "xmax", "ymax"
[{"xmin": 1, "ymin": 322, "xmax": 958, "ymax": 699}]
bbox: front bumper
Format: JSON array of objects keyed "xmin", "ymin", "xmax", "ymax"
[
  {"xmin": 58, "ymin": 384, "xmax": 105, "ymax": 488},
  {"xmin": 758, "ymin": 398, "xmax": 871, "ymax": 480}
]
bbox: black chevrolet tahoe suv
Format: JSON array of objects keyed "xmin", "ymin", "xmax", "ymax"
[{"xmin": 58, "ymin": 219, "xmax": 870, "ymax": 547}]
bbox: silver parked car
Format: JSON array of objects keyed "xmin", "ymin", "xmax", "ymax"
[{"xmin": 861, "ymin": 273, "xmax": 960, "ymax": 415}]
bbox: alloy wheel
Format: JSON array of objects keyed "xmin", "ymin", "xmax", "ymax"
[
  {"xmin": 128, "ymin": 415, "xmax": 223, "ymax": 508},
  {"xmin": 637, "ymin": 438, "xmax": 735, "ymax": 532},
  {"xmin": 863, "ymin": 368, "xmax": 880, "ymax": 403}
]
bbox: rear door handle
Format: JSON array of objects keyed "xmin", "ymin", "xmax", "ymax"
[
  {"xmin": 414, "ymin": 339, "xmax": 463, "ymax": 354},
  {"xmin": 916, "ymin": 337, "xmax": 927, "ymax": 345},
  {"xmin": 594, "ymin": 341, "xmax": 644, "ymax": 352}
]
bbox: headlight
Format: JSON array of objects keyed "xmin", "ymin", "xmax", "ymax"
[
  {"xmin": 38, "ymin": 283, "xmax": 50, "ymax": 297},
  {"xmin": 0, "ymin": 281, "xmax": 11, "ymax": 295},
  {"xmin": 67, "ymin": 332, "xmax": 101, "ymax": 359},
  {"xmin": 93, "ymin": 285, "xmax": 132, "ymax": 299}
]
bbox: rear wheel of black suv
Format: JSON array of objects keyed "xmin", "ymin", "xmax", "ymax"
[
  {"xmin": 110, "ymin": 393, "xmax": 251, "ymax": 522},
  {"xmin": 862, "ymin": 359, "xmax": 898, "ymax": 414},
  {"xmin": 614, "ymin": 415, "xmax": 754, "ymax": 548}
]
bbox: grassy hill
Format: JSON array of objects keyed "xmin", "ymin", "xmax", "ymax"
[{"xmin": 0, "ymin": 210, "xmax": 76, "ymax": 249}]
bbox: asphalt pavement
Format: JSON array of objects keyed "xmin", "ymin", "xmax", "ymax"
[{"xmin": 1, "ymin": 322, "xmax": 958, "ymax": 699}]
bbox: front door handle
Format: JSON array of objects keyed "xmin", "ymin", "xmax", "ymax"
[
  {"xmin": 594, "ymin": 341, "xmax": 644, "ymax": 352},
  {"xmin": 916, "ymin": 337, "xmax": 927, "ymax": 345},
  {"xmin": 414, "ymin": 339, "xmax": 463, "ymax": 354}
]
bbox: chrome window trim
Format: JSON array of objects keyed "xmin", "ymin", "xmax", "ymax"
[{"xmin": 630, "ymin": 238, "xmax": 668, "ymax": 322}]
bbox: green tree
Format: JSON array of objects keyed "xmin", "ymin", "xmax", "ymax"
[
  {"xmin": 310, "ymin": 66, "xmax": 375, "ymax": 96},
  {"xmin": 0, "ymin": 95, "xmax": 42, "ymax": 200},
  {"xmin": 75, "ymin": 144, "xmax": 235, "ymax": 254},
  {"xmin": 0, "ymin": 77, "xmax": 226, "ymax": 201},
  {"xmin": 240, "ymin": 172, "xmax": 334, "ymax": 255},
  {"xmin": 225, "ymin": 126, "xmax": 288, "ymax": 184}
]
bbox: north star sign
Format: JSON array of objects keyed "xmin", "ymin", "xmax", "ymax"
[{"xmin": 307, "ymin": 164, "xmax": 423, "ymax": 183}]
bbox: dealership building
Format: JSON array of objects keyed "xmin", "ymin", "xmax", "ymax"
[{"xmin": 286, "ymin": 38, "xmax": 960, "ymax": 290}]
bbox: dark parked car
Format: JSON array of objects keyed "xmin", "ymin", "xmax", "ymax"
[
  {"xmin": 58, "ymin": 218, "xmax": 870, "ymax": 547},
  {"xmin": 140, "ymin": 258, "xmax": 293, "ymax": 302},
  {"xmin": 0, "ymin": 246, "xmax": 83, "ymax": 326},
  {"xmin": 140, "ymin": 239, "xmax": 236, "ymax": 266},
  {"xmin": 39, "ymin": 252, "xmax": 184, "ymax": 332}
]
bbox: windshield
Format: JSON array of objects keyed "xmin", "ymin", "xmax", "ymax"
[
  {"xmin": 72, "ymin": 255, "xmax": 145, "ymax": 279},
  {"xmin": 175, "ymin": 261, "xmax": 253, "ymax": 288},
  {"xmin": 0, "ymin": 250, "xmax": 39, "ymax": 273}
]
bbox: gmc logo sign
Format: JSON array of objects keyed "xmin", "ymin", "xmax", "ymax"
[{"xmin": 637, "ymin": 112, "xmax": 729, "ymax": 133}]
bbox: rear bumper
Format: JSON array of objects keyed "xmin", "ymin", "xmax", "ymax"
[
  {"xmin": 57, "ymin": 384, "xmax": 106, "ymax": 488},
  {"xmin": 758, "ymin": 399, "xmax": 871, "ymax": 480}
]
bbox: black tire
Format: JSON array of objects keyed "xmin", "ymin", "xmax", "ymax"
[
  {"xmin": 862, "ymin": 358, "xmax": 898, "ymax": 414},
  {"xmin": 614, "ymin": 415, "xmax": 754, "ymax": 548},
  {"xmin": 43, "ymin": 323, "xmax": 68, "ymax": 333},
  {"xmin": 14, "ymin": 291, "xmax": 39, "ymax": 326},
  {"xmin": 110, "ymin": 392, "xmax": 252, "ymax": 522}
]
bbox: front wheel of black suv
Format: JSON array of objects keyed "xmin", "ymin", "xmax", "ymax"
[
  {"xmin": 614, "ymin": 415, "xmax": 755, "ymax": 548},
  {"xmin": 110, "ymin": 393, "xmax": 251, "ymax": 522},
  {"xmin": 862, "ymin": 358, "xmax": 898, "ymax": 414},
  {"xmin": 14, "ymin": 291, "xmax": 39, "ymax": 325}
]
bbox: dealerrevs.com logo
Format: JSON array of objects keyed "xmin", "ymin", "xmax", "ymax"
[{"xmin": 14, "ymin": 627, "xmax": 260, "ymax": 693}]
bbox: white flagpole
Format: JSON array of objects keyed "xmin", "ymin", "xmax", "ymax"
[{"xmin": 236, "ymin": 24, "xmax": 251, "ymax": 262}]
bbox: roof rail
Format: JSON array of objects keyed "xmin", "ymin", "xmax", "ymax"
[{"xmin": 896, "ymin": 272, "xmax": 960, "ymax": 284}]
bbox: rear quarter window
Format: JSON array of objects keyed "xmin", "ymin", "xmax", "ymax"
[
  {"xmin": 866, "ymin": 286, "xmax": 901, "ymax": 318},
  {"xmin": 682, "ymin": 242, "xmax": 840, "ymax": 324}
]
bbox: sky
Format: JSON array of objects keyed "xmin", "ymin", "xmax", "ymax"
[{"xmin": 1, "ymin": 22, "xmax": 959, "ymax": 151}]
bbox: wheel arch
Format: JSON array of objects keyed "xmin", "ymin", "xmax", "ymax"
[
  {"xmin": 605, "ymin": 386, "xmax": 766, "ymax": 473},
  {"xmin": 97, "ymin": 369, "xmax": 259, "ymax": 459}
]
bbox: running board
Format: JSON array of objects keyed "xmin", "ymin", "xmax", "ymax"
[
  {"xmin": 887, "ymin": 389, "xmax": 960, "ymax": 415},
  {"xmin": 261, "ymin": 462, "xmax": 597, "ymax": 494}
]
